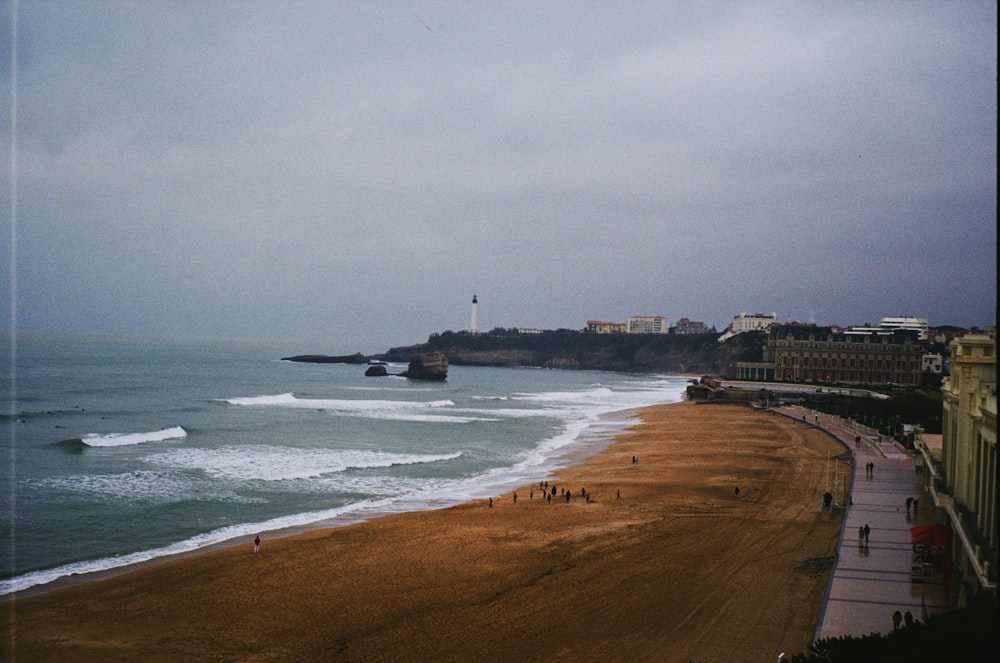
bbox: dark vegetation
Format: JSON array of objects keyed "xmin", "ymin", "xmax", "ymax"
[
  {"xmin": 788, "ymin": 593, "xmax": 998, "ymax": 662},
  {"xmin": 796, "ymin": 387, "xmax": 943, "ymax": 436}
]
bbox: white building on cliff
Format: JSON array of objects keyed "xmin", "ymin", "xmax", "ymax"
[
  {"xmin": 718, "ymin": 311, "xmax": 777, "ymax": 342},
  {"xmin": 626, "ymin": 315, "xmax": 669, "ymax": 334}
]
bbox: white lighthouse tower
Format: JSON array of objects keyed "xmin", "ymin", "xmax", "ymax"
[{"xmin": 470, "ymin": 294, "xmax": 479, "ymax": 334}]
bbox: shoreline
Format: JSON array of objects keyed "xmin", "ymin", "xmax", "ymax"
[
  {"xmin": 2, "ymin": 406, "xmax": 649, "ymax": 601},
  {"xmin": 3, "ymin": 400, "xmax": 847, "ymax": 662}
]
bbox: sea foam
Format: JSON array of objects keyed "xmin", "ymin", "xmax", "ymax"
[
  {"xmin": 80, "ymin": 426, "xmax": 187, "ymax": 447},
  {"xmin": 149, "ymin": 447, "xmax": 464, "ymax": 482}
]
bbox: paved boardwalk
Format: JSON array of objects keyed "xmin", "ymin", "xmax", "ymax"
[{"xmin": 772, "ymin": 405, "xmax": 950, "ymax": 641}]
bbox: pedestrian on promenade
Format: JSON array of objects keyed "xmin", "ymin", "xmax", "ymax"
[
  {"xmin": 904, "ymin": 611, "xmax": 914, "ymax": 627},
  {"xmin": 858, "ymin": 525, "xmax": 865, "ymax": 542},
  {"xmin": 863, "ymin": 524, "xmax": 871, "ymax": 544},
  {"xmin": 906, "ymin": 497, "xmax": 913, "ymax": 513},
  {"xmin": 892, "ymin": 610, "xmax": 902, "ymax": 630},
  {"xmin": 913, "ymin": 498, "xmax": 919, "ymax": 512}
]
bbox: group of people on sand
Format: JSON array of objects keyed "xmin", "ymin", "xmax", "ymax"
[{"xmin": 489, "ymin": 479, "xmax": 626, "ymax": 508}]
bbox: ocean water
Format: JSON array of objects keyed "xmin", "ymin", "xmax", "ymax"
[{"xmin": 1, "ymin": 332, "xmax": 688, "ymax": 595}]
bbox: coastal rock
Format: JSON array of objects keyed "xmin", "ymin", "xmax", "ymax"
[
  {"xmin": 282, "ymin": 353, "xmax": 368, "ymax": 364},
  {"xmin": 400, "ymin": 351, "xmax": 448, "ymax": 381},
  {"xmin": 365, "ymin": 365, "xmax": 389, "ymax": 377}
]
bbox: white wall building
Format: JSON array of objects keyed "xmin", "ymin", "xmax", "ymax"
[
  {"xmin": 718, "ymin": 311, "xmax": 776, "ymax": 341},
  {"xmin": 922, "ymin": 353, "xmax": 944, "ymax": 374},
  {"xmin": 626, "ymin": 315, "xmax": 669, "ymax": 334},
  {"xmin": 586, "ymin": 320, "xmax": 627, "ymax": 334},
  {"xmin": 880, "ymin": 316, "xmax": 929, "ymax": 340}
]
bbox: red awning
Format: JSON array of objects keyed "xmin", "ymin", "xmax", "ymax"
[{"xmin": 910, "ymin": 523, "xmax": 952, "ymax": 546}]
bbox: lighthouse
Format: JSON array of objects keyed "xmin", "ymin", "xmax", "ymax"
[{"xmin": 470, "ymin": 294, "xmax": 479, "ymax": 334}]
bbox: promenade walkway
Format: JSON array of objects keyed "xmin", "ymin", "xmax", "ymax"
[{"xmin": 772, "ymin": 405, "xmax": 950, "ymax": 641}]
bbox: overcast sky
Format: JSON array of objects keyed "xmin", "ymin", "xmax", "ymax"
[{"xmin": 2, "ymin": 1, "xmax": 996, "ymax": 352}]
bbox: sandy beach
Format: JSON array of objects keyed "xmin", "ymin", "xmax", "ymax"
[{"xmin": 3, "ymin": 401, "xmax": 847, "ymax": 662}]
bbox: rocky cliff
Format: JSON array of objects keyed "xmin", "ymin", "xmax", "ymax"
[
  {"xmin": 375, "ymin": 330, "xmax": 765, "ymax": 377},
  {"xmin": 282, "ymin": 353, "xmax": 368, "ymax": 364}
]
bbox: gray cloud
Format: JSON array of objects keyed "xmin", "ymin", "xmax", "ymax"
[{"xmin": 2, "ymin": 1, "xmax": 995, "ymax": 351}]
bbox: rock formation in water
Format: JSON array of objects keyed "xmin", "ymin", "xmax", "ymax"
[{"xmin": 399, "ymin": 351, "xmax": 448, "ymax": 381}]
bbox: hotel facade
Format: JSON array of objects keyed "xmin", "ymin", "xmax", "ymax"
[
  {"xmin": 920, "ymin": 333, "xmax": 996, "ymax": 603},
  {"xmin": 737, "ymin": 324, "xmax": 924, "ymax": 386}
]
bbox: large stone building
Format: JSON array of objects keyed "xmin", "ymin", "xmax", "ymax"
[
  {"xmin": 921, "ymin": 333, "xmax": 996, "ymax": 603},
  {"xmin": 737, "ymin": 323, "xmax": 924, "ymax": 385}
]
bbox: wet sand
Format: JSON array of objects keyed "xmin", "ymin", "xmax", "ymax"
[{"xmin": 2, "ymin": 401, "xmax": 847, "ymax": 662}]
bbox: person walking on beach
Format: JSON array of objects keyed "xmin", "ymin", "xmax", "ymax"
[
  {"xmin": 253, "ymin": 535, "xmax": 260, "ymax": 553},
  {"xmin": 513, "ymin": 492, "xmax": 517, "ymax": 504}
]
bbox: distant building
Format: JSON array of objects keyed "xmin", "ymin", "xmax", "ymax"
[
  {"xmin": 921, "ymin": 332, "xmax": 996, "ymax": 603},
  {"xmin": 922, "ymin": 353, "xmax": 944, "ymax": 374},
  {"xmin": 586, "ymin": 320, "xmax": 627, "ymax": 334},
  {"xmin": 470, "ymin": 294, "xmax": 479, "ymax": 334},
  {"xmin": 718, "ymin": 311, "xmax": 777, "ymax": 342},
  {"xmin": 674, "ymin": 317, "xmax": 710, "ymax": 335},
  {"xmin": 627, "ymin": 315, "xmax": 669, "ymax": 334},
  {"xmin": 736, "ymin": 323, "xmax": 923, "ymax": 385},
  {"xmin": 517, "ymin": 327, "xmax": 545, "ymax": 335},
  {"xmin": 879, "ymin": 316, "xmax": 929, "ymax": 340},
  {"xmin": 847, "ymin": 316, "xmax": 929, "ymax": 341}
]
